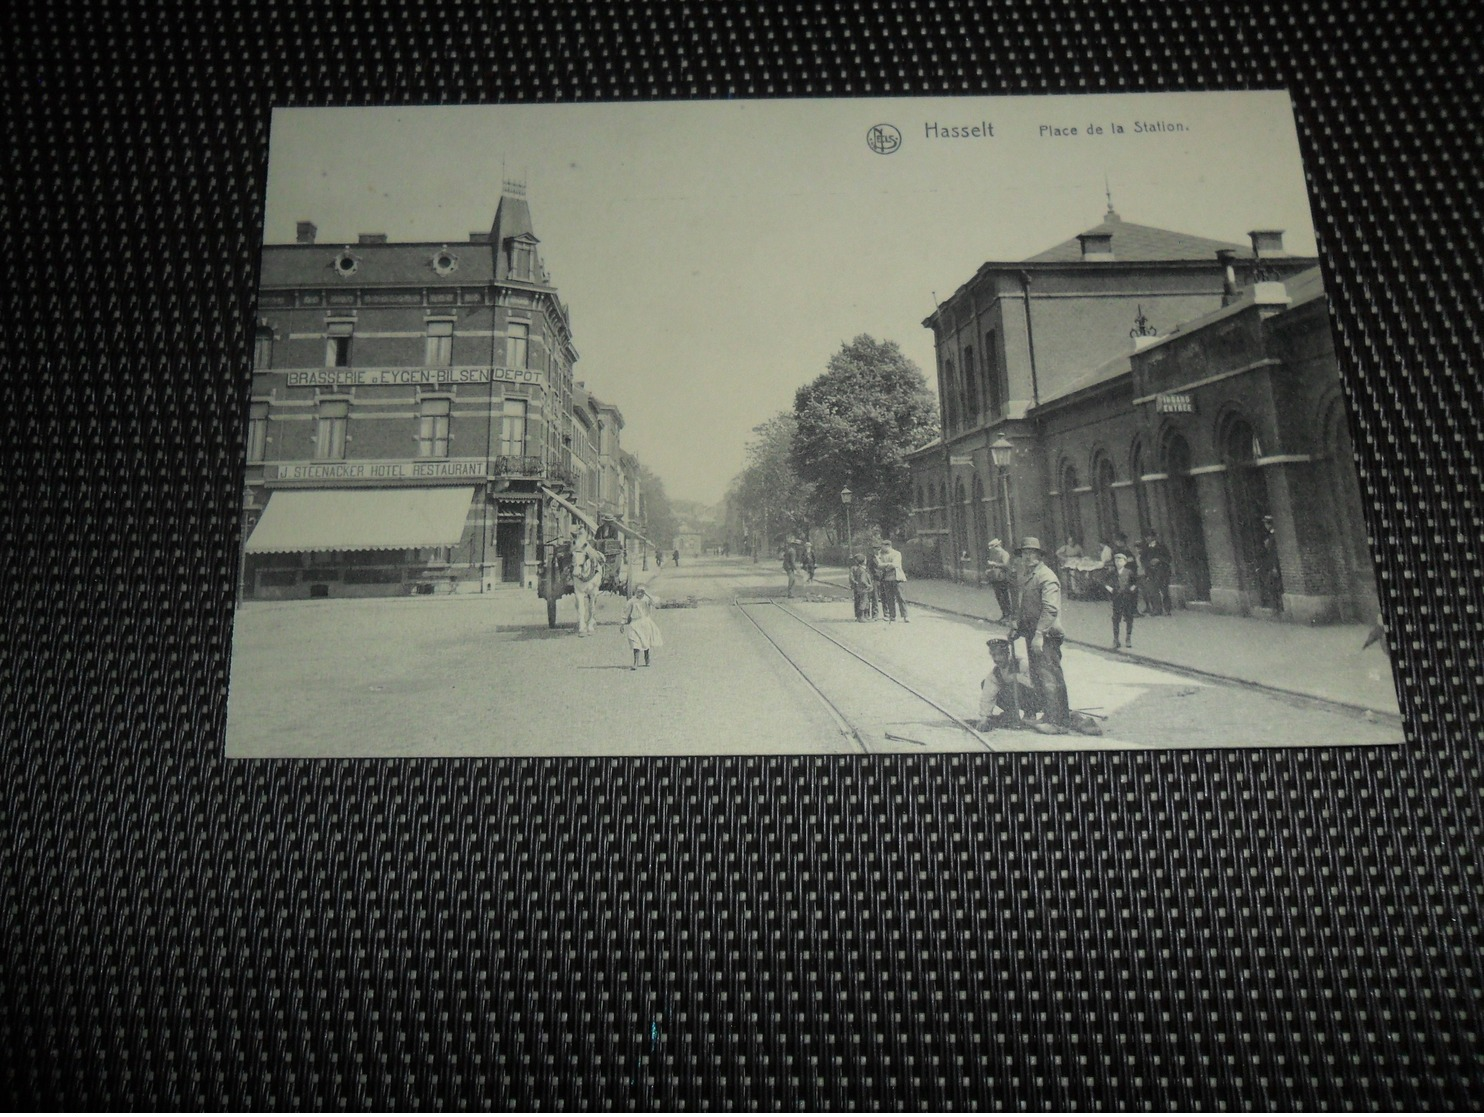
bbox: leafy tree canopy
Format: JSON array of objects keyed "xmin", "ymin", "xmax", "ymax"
[
  {"xmin": 728, "ymin": 412, "xmax": 816, "ymax": 550},
  {"xmin": 791, "ymin": 334, "xmax": 938, "ymax": 537}
]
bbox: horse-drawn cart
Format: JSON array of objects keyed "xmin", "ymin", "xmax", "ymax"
[{"xmin": 535, "ymin": 486, "xmax": 654, "ymax": 628}]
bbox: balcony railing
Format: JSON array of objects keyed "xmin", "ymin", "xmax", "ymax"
[
  {"xmin": 489, "ymin": 455, "xmax": 547, "ymax": 478},
  {"xmin": 489, "ymin": 456, "xmax": 577, "ymax": 492}
]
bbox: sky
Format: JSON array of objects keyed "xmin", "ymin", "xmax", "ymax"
[{"xmin": 262, "ymin": 92, "xmax": 1320, "ymax": 505}]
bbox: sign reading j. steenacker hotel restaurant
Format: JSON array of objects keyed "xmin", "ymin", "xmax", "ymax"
[{"xmin": 267, "ymin": 458, "xmax": 488, "ymax": 482}]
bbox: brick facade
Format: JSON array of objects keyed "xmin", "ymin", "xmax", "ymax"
[
  {"xmin": 913, "ymin": 212, "xmax": 1377, "ymax": 623},
  {"xmin": 241, "ymin": 187, "xmax": 636, "ymax": 600}
]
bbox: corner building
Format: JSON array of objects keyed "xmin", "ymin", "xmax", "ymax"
[
  {"xmin": 242, "ymin": 185, "xmax": 583, "ymax": 599},
  {"xmin": 912, "ymin": 208, "xmax": 1378, "ymax": 623}
]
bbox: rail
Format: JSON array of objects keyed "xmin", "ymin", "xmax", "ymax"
[{"xmin": 732, "ymin": 597, "xmax": 998, "ymax": 753}]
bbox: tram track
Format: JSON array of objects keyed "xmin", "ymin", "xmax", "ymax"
[{"xmin": 733, "ymin": 596, "xmax": 1000, "ymax": 754}]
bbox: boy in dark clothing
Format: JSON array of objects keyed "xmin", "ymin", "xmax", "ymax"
[
  {"xmin": 1106, "ymin": 552, "xmax": 1139, "ymax": 649},
  {"xmin": 848, "ymin": 554, "xmax": 872, "ymax": 621}
]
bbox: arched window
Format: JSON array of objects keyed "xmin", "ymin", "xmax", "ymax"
[
  {"xmin": 1092, "ymin": 452, "xmax": 1119, "ymax": 545},
  {"xmin": 1220, "ymin": 413, "xmax": 1278, "ymax": 607},
  {"xmin": 1130, "ymin": 439, "xmax": 1152, "ymax": 539},
  {"xmin": 942, "ymin": 358, "xmax": 957, "ymax": 431},
  {"xmin": 971, "ymin": 473, "xmax": 988, "ymax": 560},
  {"xmin": 1060, "ymin": 463, "xmax": 1083, "ymax": 548},
  {"xmin": 953, "ymin": 478, "xmax": 969, "ymax": 559},
  {"xmin": 962, "ymin": 345, "xmax": 979, "ymax": 420},
  {"xmin": 1162, "ymin": 430, "xmax": 1210, "ymax": 600}
]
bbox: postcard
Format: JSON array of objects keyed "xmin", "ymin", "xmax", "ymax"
[{"xmin": 225, "ymin": 92, "xmax": 1403, "ymax": 756}]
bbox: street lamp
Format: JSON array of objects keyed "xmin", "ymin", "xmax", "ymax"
[
  {"xmin": 989, "ymin": 436, "xmax": 1016, "ymax": 546},
  {"xmin": 840, "ymin": 486, "xmax": 853, "ymax": 556}
]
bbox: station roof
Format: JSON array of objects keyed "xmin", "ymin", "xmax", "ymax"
[{"xmin": 1021, "ymin": 211, "xmax": 1254, "ymax": 264}]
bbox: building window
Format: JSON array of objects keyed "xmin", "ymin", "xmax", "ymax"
[
  {"xmin": 942, "ymin": 357, "xmax": 957, "ymax": 431},
  {"xmin": 325, "ymin": 321, "xmax": 353, "ymax": 367},
  {"xmin": 962, "ymin": 345, "xmax": 979, "ymax": 419},
  {"xmin": 972, "ymin": 473, "xmax": 988, "ymax": 557},
  {"xmin": 983, "ymin": 329, "xmax": 1002, "ymax": 417},
  {"xmin": 1060, "ymin": 464, "xmax": 1083, "ymax": 547},
  {"xmin": 1131, "ymin": 440, "xmax": 1152, "ymax": 538},
  {"xmin": 253, "ymin": 328, "xmax": 273, "ymax": 369},
  {"xmin": 315, "ymin": 400, "xmax": 349, "ymax": 460},
  {"xmin": 500, "ymin": 398, "xmax": 528, "ymax": 459},
  {"xmin": 417, "ymin": 398, "xmax": 451, "ymax": 458},
  {"xmin": 1093, "ymin": 454, "xmax": 1120, "ymax": 545},
  {"xmin": 424, "ymin": 320, "xmax": 454, "ymax": 368},
  {"xmin": 247, "ymin": 401, "xmax": 269, "ymax": 463},
  {"xmin": 506, "ymin": 323, "xmax": 529, "ymax": 370}
]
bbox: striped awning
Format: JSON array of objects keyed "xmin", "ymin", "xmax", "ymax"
[
  {"xmin": 601, "ymin": 517, "xmax": 654, "ymax": 549},
  {"xmin": 245, "ymin": 487, "xmax": 476, "ymax": 553}
]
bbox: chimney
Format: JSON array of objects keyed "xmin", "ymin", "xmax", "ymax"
[
  {"xmin": 357, "ymin": 233, "xmax": 388, "ymax": 245},
  {"xmin": 1248, "ymin": 229, "xmax": 1286, "ymax": 257},
  {"xmin": 1216, "ymin": 249, "xmax": 1240, "ymax": 305},
  {"xmin": 1078, "ymin": 232, "xmax": 1115, "ymax": 261},
  {"xmin": 296, "ymin": 221, "xmax": 317, "ymax": 245},
  {"xmin": 468, "ymin": 231, "xmax": 491, "ymax": 243}
]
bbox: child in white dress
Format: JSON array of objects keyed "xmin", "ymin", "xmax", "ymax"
[{"xmin": 622, "ymin": 584, "xmax": 664, "ymax": 669}]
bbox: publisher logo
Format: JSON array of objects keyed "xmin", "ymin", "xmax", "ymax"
[{"xmin": 866, "ymin": 123, "xmax": 902, "ymax": 155}]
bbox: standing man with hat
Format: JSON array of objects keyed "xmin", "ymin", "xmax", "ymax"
[
  {"xmin": 782, "ymin": 537, "xmax": 800, "ymax": 599},
  {"xmin": 1011, "ymin": 536, "xmax": 1070, "ymax": 732},
  {"xmin": 1259, "ymin": 514, "xmax": 1284, "ymax": 612},
  {"xmin": 877, "ymin": 539, "xmax": 909, "ymax": 623}
]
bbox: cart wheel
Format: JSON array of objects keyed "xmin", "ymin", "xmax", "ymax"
[{"xmin": 547, "ymin": 594, "xmax": 558, "ymax": 629}]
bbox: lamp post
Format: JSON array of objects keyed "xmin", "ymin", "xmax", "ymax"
[
  {"xmin": 989, "ymin": 436, "xmax": 1015, "ymax": 547},
  {"xmin": 839, "ymin": 486, "xmax": 853, "ymax": 557}
]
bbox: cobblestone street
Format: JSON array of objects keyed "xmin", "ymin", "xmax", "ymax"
[{"xmin": 227, "ymin": 557, "xmax": 1404, "ymax": 757}]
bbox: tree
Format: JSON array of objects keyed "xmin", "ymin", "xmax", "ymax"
[
  {"xmin": 635, "ymin": 461, "xmax": 678, "ymax": 550},
  {"xmin": 728, "ymin": 412, "xmax": 815, "ymax": 553},
  {"xmin": 791, "ymin": 334, "xmax": 939, "ymax": 538}
]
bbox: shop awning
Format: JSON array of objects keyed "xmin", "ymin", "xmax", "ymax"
[
  {"xmin": 538, "ymin": 485, "xmax": 598, "ymax": 534},
  {"xmin": 601, "ymin": 517, "xmax": 654, "ymax": 549},
  {"xmin": 245, "ymin": 487, "xmax": 476, "ymax": 553}
]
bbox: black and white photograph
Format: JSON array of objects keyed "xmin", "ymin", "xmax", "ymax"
[{"xmin": 226, "ymin": 91, "xmax": 1404, "ymax": 757}]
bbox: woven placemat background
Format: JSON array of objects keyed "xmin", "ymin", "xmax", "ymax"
[{"xmin": 3, "ymin": 1, "xmax": 1480, "ymax": 1109}]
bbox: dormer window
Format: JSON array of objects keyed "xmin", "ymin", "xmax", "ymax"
[
  {"xmin": 331, "ymin": 249, "xmax": 360, "ymax": 277},
  {"xmin": 431, "ymin": 248, "xmax": 460, "ymax": 276},
  {"xmin": 1077, "ymin": 232, "xmax": 1114, "ymax": 260},
  {"xmin": 507, "ymin": 235, "xmax": 537, "ymax": 280}
]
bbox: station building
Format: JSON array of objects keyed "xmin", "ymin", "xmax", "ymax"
[
  {"xmin": 240, "ymin": 184, "xmax": 635, "ymax": 600},
  {"xmin": 910, "ymin": 207, "xmax": 1378, "ymax": 623}
]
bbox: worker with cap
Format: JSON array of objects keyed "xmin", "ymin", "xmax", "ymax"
[
  {"xmin": 984, "ymin": 536, "xmax": 1013, "ymax": 621},
  {"xmin": 977, "ymin": 636, "xmax": 1041, "ymax": 730},
  {"xmin": 1011, "ymin": 536, "xmax": 1071, "ymax": 732}
]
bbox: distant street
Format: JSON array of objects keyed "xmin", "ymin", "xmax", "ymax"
[{"xmin": 226, "ymin": 555, "xmax": 1401, "ymax": 757}]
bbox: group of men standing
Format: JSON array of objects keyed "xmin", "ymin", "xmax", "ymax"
[
  {"xmin": 976, "ymin": 536, "xmax": 1081, "ymax": 734},
  {"xmin": 845, "ymin": 540, "xmax": 909, "ymax": 622},
  {"xmin": 780, "ymin": 538, "xmax": 817, "ymax": 598}
]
